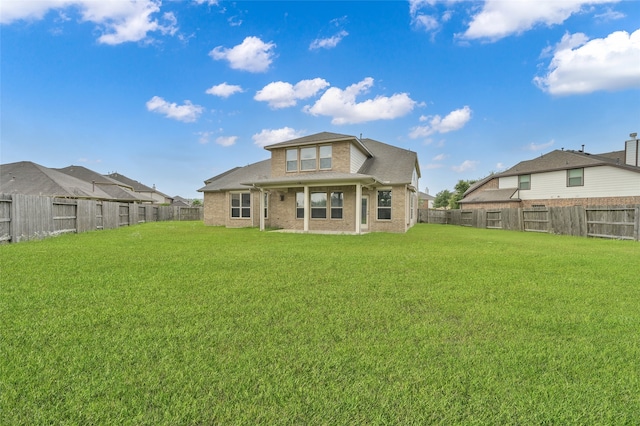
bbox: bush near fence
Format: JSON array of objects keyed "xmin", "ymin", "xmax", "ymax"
[
  {"xmin": 418, "ymin": 205, "xmax": 640, "ymax": 241},
  {"xmin": 0, "ymin": 193, "xmax": 203, "ymax": 243}
]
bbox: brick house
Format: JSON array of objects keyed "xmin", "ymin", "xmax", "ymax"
[
  {"xmin": 460, "ymin": 135, "xmax": 640, "ymax": 209},
  {"xmin": 198, "ymin": 132, "xmax": 421, "ymax": 233}
]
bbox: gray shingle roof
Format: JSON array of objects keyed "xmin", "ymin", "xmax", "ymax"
[
  {"xmin": 56, "ymin": 165, "xmax": 155, "ymax": 202},
  {"xmin": 459, "ymin": 188, "xmax": 519, "ymax": 204},
  {"xmin": 198, "ymin": 132, "xmax": 419, "ymax": 192},
  {"xmin": 198, "ymin": 159, "xmax": 271, "ymax": 192},
  {"xmin": 106, "ymin": 172, "xmax": 171, "ymax": 199},
  {"xmin": 1, "ymin": 161, "xmax": 114, "ymax": 200},
  {"xmin": 500, "ymin": 149, "xmax": 638, "ymax": 177},
  {"xmin": 359, "ymin": 138, "xmax": 419, "ymax": 184}
]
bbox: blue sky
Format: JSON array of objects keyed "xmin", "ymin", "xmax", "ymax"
[{"xmin": 2, "ymin": 0, "xmax": 639, "ymax": 199}]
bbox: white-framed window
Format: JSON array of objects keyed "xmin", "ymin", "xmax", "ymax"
[
  {"xmin": 410, "ymin": 192, "xmax": 415, "ymax": 220},
  {"xmin": 300, "ymin": 147, "xmax": 317, "ymax": 171},
  {"xmin": 296, "ymin": 192, "xmax": 304, "ymax": 219},
  {"xmin": 377, "ymin": 190, "xmax": 392, "ymax": 220},
  {"xmin": 311, "ymin": 192, "xmax": 327, "ymax": 218},
  {"xmin": 518, "ymin": 174, "xmax": 531, "ymax": 190},
  {"xmin": 330, "ymin": 192, "xmax": 343, "ymax": 219},
  {"xmin": 319, "ymin": 145, "xmax": 332, "ymax": 169},
  {"xmin": 264, "ymin": 192, "xmax": 269, "ymax": 219},
  {"xmin": 286, "ymin": 149, "xmax": 298, "ymax": 172},
  {"xmin": 231, "ymin": 192, "xmax": 251, "ymax": 218},
  {"xmin": 567, "ymin": 168, "xmax": 584, "ymax": 187},
  {"xmin": 286, "ymin": 145, "xmax": 333, "ymax": 172}
]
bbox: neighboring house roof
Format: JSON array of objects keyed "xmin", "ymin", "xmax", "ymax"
[
  {"xmin": 498, "ymin": 149, "xmax": 637, "ymax": 177},
  {"xmin": 198, "ymin": 134, "xmax": 420, "ymax": 192},
  {"xmin": 106, "ymin": 172, "xmax": 172, "ymax": 200},
  {"xmin": 419, "ymin": 192, "xmax": 435, "ymax": 201},
  {"xmin": 56, "ymin": 165, "xmax": 155, "ymax": 203},
  {"xmin": 0, "ymin": 161, "xmax": 114, "ymax": 200},
  {"xmin": 460, "ymin": 188, "xmax": 519, "ymax": 204}
]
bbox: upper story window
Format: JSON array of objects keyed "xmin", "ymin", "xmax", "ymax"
[
  {"xmin": 285, "ymin": 145, "xmax": 332, "ymax": 172},
  {"xmin": 518, "ymin": 174, "xmax": 531, "ymax": 190},
  {"xmin": 286, "ymin": 149, "xmax": 298, "ymax": 172},
  {"xmin": 300, "ymin": 147, "xmax": 317, "ymax": 171},
  {"xmin": 567, "ymin": 168, "xmax": 584, "ymax": 187},
  {"xmin": 319, "ymin": 145, "xmax": 332, "ymax": 169}
]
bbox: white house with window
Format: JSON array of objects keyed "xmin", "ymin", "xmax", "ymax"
[
  {"xmin": 198, "ymin": 132, "xmax": 421, "ymax": 233},
  {"xmin": 459, "ymin": 136, "xmax": 640, "ymax": 209}
]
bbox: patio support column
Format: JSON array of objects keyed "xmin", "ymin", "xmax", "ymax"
[
  {"xmin": 259, "ymin": 188, "xmax": 265, "ymax": 231},
  {"xmin": 303, "ymin": 185, "xmax": 310, "ymax": 232},
  {"xmin": 355, "ymin": 183, "xmax": 362, "ymax": 234}
]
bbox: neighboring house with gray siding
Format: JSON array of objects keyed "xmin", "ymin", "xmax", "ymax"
[
  {"xmin": 460, "ymin": 136, "xmax": 640, "ymax": 209},
  {"xmin": 198, "ymin": 132, "xmax": 421, "ymax": 233}
]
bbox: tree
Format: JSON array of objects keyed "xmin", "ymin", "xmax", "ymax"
[
  {"xmin": 433, "ymin": 189, "xmax": 453, "ymax": 209},
  {"xmin": 448, "ymin": 179, "xmax": 476, "ymax": 209},
  {"xmin": 191, "ymin": 199, "xmax": 203, "ymax": 207}
]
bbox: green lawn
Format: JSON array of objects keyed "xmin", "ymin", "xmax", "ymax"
[{"xmin": 2, "ymin": 222, "xmax": 639, "ymax": 424}]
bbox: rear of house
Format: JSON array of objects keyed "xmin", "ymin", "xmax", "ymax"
[{"xmin": 199, "ymin": 132, "xmax": 421, "ymax": 233}]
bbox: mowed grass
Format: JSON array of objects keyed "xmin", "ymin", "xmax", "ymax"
[{"xmin": 2, "ymin": 222, "xmax": 639, "ymax": 424}]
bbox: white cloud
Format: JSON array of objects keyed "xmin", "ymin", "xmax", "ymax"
[
  {"xmin": 310, "ymin": 30, "xmax": 349, "ymax": 50},
  {"xmin": 303, "ymin": 77, "xmax": 416, "ymax": 125},
  {"xmin": 197, "ymin": 131, "xmax": 213, "ymax": 144},
  {"xmin": 216, "ymin": 136, "xmax": 238, "ymax": 147},
  {"xmin": 409, "ymin": 106, "xmax": 472, "ymax": 138},
  {"xmin": 193, "ymin": 0, "xmax": 219, "ymax": 5},
  {"xmin": 425, "ymin": 163, "xmax": 445, "ymax": 170},
  {"xmin": 413, "ymin": 14, "xmax": 440, "ymax": 31},
  {"xmin": 460, "ymin": 0, "xmax": 619, "ymax": 41},
  {"xmin": 0, "ymin": 0, "xmax": 178, "ymax": 45},
  {"xmin": 209, "ymin": 36, "xmax": 276, "ymax": 73},
  {"xmin": 146, "ymin": 96, "xmax": 203, "ymax": 123},
  {"xmin": 205, "ymin": 82, "xmax": 243, "ymax": 98},
  {"xmin": 254, "ymin": 78, "xmax": 330, "ymax": 109},
  {"xmin": 534, "ymin": 29, "xmax": 640, "ymax": 95},
  {"xmin": 433, "ymin": 153, "xmax": 448, "ymax": 161},
  {"xmin": 252, "ymin": 127, "xmax": 305, "ymax": 148},
  {"xmin": 452, "ymin": 160, "xmax": 478, "ymax": 173},
  {"xmin": 524, "ymin": 139, "xmax": 555, "ymax": 151}
]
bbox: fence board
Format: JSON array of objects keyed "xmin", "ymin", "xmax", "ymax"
[{"xmin": 419, "ymin": 205, "xmax": 639, "ymax": 241}]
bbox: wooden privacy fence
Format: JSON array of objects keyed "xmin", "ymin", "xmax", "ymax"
[
  {"xmin": 0, "ymin": 193, "xmax": 203, "ymax": 243},
  {"xmin": 418, "ymin": 205, "xmax": 640, "ymax": 241}
]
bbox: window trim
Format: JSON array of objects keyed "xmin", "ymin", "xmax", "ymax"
[
  {"xmin": 377, "ymin": 189, "xmax": 392, "ymax": 221},
  {"xmin": 296, "ymin": 192, "xmax": 304, "ymax": 219},
  {"xmin": 330, "ymin": 191, "xmax": 343, "ymax": 219},
  {"xmin": 230, "ymin": 192, "xmax": 251, "ymax": 219},
  {"xmin": 567, "ymin": 168, "xmax": 584, "ymax": 187},
  {"xmin": 286, "ymin": 149, "xmax": 298, "ymax": 172},
  {"xmin": 310, "ymin": 192, "xmax": 327, "ymax": 219},
  {"xmin": 518, "ymin": 174, "xmax": 531, "ymax": 190},
  {"xmin": 319, "ymin": 145, "xmax": 332, "ymax": 170},
  {"xmin": 300, "ymin": 147, "xmax": 317, "ymax": 171},
  {"xmin": 285, "ymin": 145, "xmax": 333, "ymax": 172}
]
